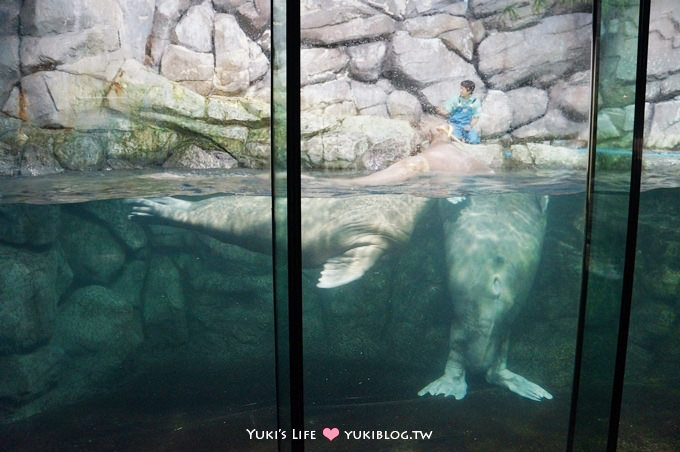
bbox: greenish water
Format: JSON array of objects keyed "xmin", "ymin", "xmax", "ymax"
[{"xmin": 0, "ymin": 169, "xmax": 678, "ymax": 451}]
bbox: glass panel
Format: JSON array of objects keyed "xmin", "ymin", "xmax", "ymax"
[
  {"xmin": 617, "ymin": 0, "xmax": 680, "ymax": 449},
  {"xmin": 0, "ymin": 0, "xmax": 276, "ymax": 450},
  {"xmin": 298, "ymin": 0, "xmax": 592, "ymax": 449},
  {"xmin": 569, "ymin": 0, "xmax": 645, "ymax": 450}
]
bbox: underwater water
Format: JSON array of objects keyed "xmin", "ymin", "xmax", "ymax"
[{"xmin": 0, "ymin": 168, "xmax": 678, "ymax": 451}]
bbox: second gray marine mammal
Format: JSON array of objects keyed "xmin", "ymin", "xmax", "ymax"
[{"xmin": 129, "ymin": 191, "xmax": 551, "ymax": 401}]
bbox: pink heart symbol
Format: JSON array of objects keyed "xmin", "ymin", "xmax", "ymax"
[{"xmin": 322, "ymin": 427, "xmax": 339, "ymax": 441}]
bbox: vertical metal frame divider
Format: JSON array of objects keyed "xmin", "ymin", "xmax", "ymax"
[
  {"xmin": 606, "ymin": 1, "xmax": 650, "ymax": 449},
  {"xmin": 271, "ymin": 0, "xmax": 304, "ymax": 450},
  {"xmin": 567, "ymin": 0, "xmax": 651, "ymax": 450}
]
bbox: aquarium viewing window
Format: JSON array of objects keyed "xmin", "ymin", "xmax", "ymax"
[{"xmin": 1, "ymin": 0, "xmax": 678, "ymax": 451}]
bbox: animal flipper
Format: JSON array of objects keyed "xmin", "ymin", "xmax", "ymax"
[{"xmin": 317, "ymin": 245, "xmax": 385, "ymax": 288}]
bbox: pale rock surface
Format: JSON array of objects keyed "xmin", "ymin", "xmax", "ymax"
[
  {"xmin": 478, "ymin": 14, "xmax": 591, "ymax": 89},
  {"xmin": 301, "ymin": 48, "xmax": 349, "ymax": 86},
  {"xmin": 174, "ymin": 0, "xmax": 215, "ymax": 53},
  {"xmin": 347, "ymin": 42, "xmax": 387, "ymax": 82}
]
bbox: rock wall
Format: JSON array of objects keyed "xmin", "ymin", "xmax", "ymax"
[
  {"xmin": 0, "ymin": 0, "xmax": 271, "ymax": 175},
  {"xmin": 1, "ymin": 0, "xmax": 680, "ymax": 175}
]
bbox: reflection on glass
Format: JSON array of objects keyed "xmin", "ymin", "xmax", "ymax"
[
  {"xmin": 617, "ymin": 0, "xmax": 680, "ymax": 450},
  {"xmin": 299, "ymin": 0, "xmax": 592, "ymax": 449}
]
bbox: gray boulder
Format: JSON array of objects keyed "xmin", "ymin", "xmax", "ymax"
[
  {"xmin": 53, "ymin": 285, "xmax": 143, "ymax": 356},
  {"xmin": 0, "ymin": 36, "xmax": 20, "ymax": 108},
  {"xmin": 351, "ymin": 80, "xmax": 389, "ymax": 116},
  {"xmin": 0, "ymin": 346, "xmax": 64, "ymax": 404},
  {"xmin": 506, "ymin": 86, "xmax": 549, "ymax": 128},
  {"xmin": 512, "ymin": 108, "xmax": 587, "ymax": 141},
  {"xmin": 346, "ymin": 41, "xmax": 387, "ymax": 82},
  {"xmin": 550, "ymin": 71, "xmax": 591, "ymax": 120},
  {"xmin": 0, "ymin": 246, "xmax": 70, "ymax": 354},
  {"xmin": 143, "ymin": 255, "xmax": 188, "ymax": 345},
  {"xmin": 387, "ymin": 90, "xmax": 423, "ymax": 125},
  {"xmin": 163, "ymin": 143, "xmax": 239, "ymax": 169},
  {"xmin": 388, "ymin": 31, "xmax": 479, "ymax": 88},
  {"xmin": 20, "ymin": 143, "xmax": 64, "ymax": 176},
  {"xmin": 214, "ymin": 14, "xmax": 269, "ymax": 94},
  {"xmin": 302, "ymin": 14, "xmax": 396, "ymax": 45},
  {"xmin": 478, "ymin": 14, "xmax": 591, "ymax": 89},
  {"xmin": 174, "ymin": 0, "xmax": 215, "ymax": 53},
  {"xmin": 53, "ymin": 133, "xmax": 106, "ymax": 171},
  {"xmin": 148, "ymin": 0, "xmax": 193, "ymax": 67},
  {"xmin": 647, "ymin": 99, "xmax": 680, "ymax": 149},
  {"xmin": 477, "ymin": 90, "xmax": 513, "ymax": 137},
  {"xmin": 301, "ymin": 115, "xmax": 418, "ymax": 169},
  {"xmin": 0, "ymin": 0, "xmax": 20, "ymax": 36},
  {"xmin": 301, "ymin": 48, "xmax": 349, "ymax": 86},
  {"xmin": 59, "ymin": 213, "xmax": 126, "ymax": 285},
  {"xmin": 0, "ymin": 203, "xmax": 60, "ymax": 246},
  {"xmin": 117, "ymin": 0, "xmax": 155, "ymax": 61},
  {"xmin": 160, "ymin": 44, "xmax": 215, "ymax": 96},
  {"xmin": 301, "ymin": 79, "xmax": 356, "ymax": 136}
]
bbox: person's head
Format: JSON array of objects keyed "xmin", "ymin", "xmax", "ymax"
[{"xmin": 460, "ymin": 80, "xmax": 475, "ymax": 98}]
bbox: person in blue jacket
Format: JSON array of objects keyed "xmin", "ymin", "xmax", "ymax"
[{"xmin": 437, "ymin": 80, "xmax": 481, "ymax": 144}]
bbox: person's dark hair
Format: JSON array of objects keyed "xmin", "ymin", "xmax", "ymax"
[{"xmin": 461, "ymin": 80, "xmax": 475, "ymax": 93}]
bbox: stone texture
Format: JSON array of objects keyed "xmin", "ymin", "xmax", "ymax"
[
  {"xmin": 163, "ymin": 143, "xmax": 239, "ymax": 169},
  {"xmin": 509, "ymin": 143, "xmax": 589, "ymax": 169},
  {"xmin": 53, "ymin": 133, "xmax": 106, "ymax": 170},
  {"xmin": 301, "ymin": 48, "xmax": 349, "ymax": 86},
  {"xmin": 0, "ymin": 0, "xmax": 21, "ymax": 36},
  {"xmin": 386, "ymin": 90, "xmax": 423, "ymax": 125},
  {"xmin": 117, "ymin": 0, "xmax": 155, "ymax": 61},
  {"xmin": 20, "ymin": 0, "xmax": 121, "ymax": 36},
  {"xmin": 174, "ymin": 0, "xmax": 214, "ymax": 53},
  {"xmin": 0, "ymin": 246, "xmax": 69, "ymax": 354},
  {"xmin": 53, "ymin": 285, "xmax": 143, "ymax": 356},
  {"xmin": 301, "ymin": 116, "xmax": 418, "ymax": 169},
  {"xmin": 647, "ymin": 99, "xmax": 680, "ymax": 149},
  {"xmin": 351, "ymin": 81, "xmax": 388, "ymax": 115},
  {"xmin": 506, "ymin": 86, "xmax": 549, "ymax": 128},
  {"xmin": 403, "ymin": 14, "xmax": 469, "ymax": 37},
  {"xmin": 59, "ymin": 213, "xmax": 126, "ymax": 285},
  {"xmin": 346, "ymin": 42, "xmax": 387, "ymax": 82},
  {"xmin": 550, "ymin": 71, "xmax": 591, "ymax": 120},
  {"xmin": 0, "ymin": 36, "xmax": 20, "ymax": 108},
  {"xmin": 107, "ymin": 59, "xmax": 206, "ymax": 118},
  {"xmin": 148, "ymin": 0, "xmax": 193, "ymax": 67},
  {"xmin": 388, "ymin": 31, "xmax": 479, "ymax": 88},
  {"xmin": 478, "ymin": 14, "xmax": 592, "ymax": 89},
  {"xmin": 301, "ymin": 14, "xmax": 396, "ymax": 45},
  {"xmin": 405, "ymin": 0, "xmax": 468, "ymax": 18},
  {"xmin": 0, "ymin": 346, "xmax": 64, "ymax": 403},
  {"xmin": 477, "ymin": 90, "xmax": 512, "ymax": 137},
  {"xmin": 160, "ymin": 44, "xmax": 214, "ymax": 87},
  {"xmin": 301, "ymin": 79, "xmax": 356, "ymax": 136},
  {"xmin": 143, "ymin": 255, "xmax": 188, "ymax": 345},
  {"xmin": 512, "ymin": 108, "xmax": 587, "ymax": 141},
  {"xmin": 236, "ymin": 0, "xmax": 271, "ymax": 33},
  {"xmin": 214, "ymin": 14, "xmax": 269, "ymax": 94},
  {"xmin": 77, "ymin": 201, "xmax": 148, "ymax": 252},
  {"xmin": 20, "ymin": 144, "xmax": 64, "ymax": 176}
]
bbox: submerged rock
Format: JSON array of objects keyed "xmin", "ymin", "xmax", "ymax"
[
  {"xmin": 58, "ymin": 213, "xmax": 126, "ymax": 285},
  {"xmin": 53, "ymin": 285, "xmax": 143, "ymax": 356},
  {"xmin": 0, "ymin": 246, "xmax": 70, "ymax": 354}
]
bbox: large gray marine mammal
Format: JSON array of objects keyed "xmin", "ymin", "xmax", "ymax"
[
  {"xmin": 130, "ymin": 195, "xmax": 432, "ymax": 288},
  {"xmin": 333, "ymin": 127, "xmax": 493, "ymax": 186},
  {"xmin": 418, "ymin": 193, "xmax": 552, "ymax": 401}
]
